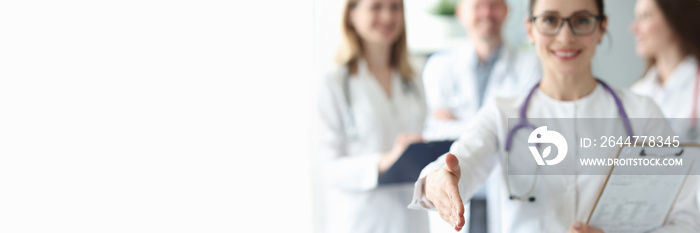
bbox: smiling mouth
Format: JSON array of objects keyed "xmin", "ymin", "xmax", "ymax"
[{"xmin": 552, "ymin": 50, "xmax": 582, "ymax": 60}]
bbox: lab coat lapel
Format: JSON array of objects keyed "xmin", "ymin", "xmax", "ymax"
[
  {"xmin": 664, "ymin": 57, "xmax": 698, "ymax": 92},
  {"xmin": 453, "ymin": 44, "xmax": 479, "ymax": 113},
  {"xmin": 635, "ymin": 67, "xmax": 658, "ymax": 94},
  {"xmin": 485, "ymin": 47, "xmax": 513, "ymax": 99},
  {"xmin": 357, "ymin": 60, "xmax": 399, "ymax": 135},
  {"xmin": 638, "ymin": 57, "xmax": 698, "ymax": 114}
]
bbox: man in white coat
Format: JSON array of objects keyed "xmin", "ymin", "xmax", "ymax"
[
  {"xmin": 423, "ymin": 0, "xmax": 540, "ymax": 141},
  {"xmin": 421, "ymin": 0, "xmax": 541, "ymax": 232}
]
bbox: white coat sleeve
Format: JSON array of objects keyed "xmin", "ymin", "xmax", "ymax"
[
  {"xmin": 409, "ymin": 99, "xmax": 502, "ymax": 209},
  {"xmin": 640, "ymin": 99, "xmax": 700, "ymax": 232},
  {"xmin": 316, "ymin": 76, "xmax": 382, "ymax": 192}
]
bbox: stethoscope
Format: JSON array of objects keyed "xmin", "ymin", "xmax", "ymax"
[
  {"xmin": 503, "ymin": 79, "xmax": 634, "ymax": 202},
  {"xmin": 685, "ymin": 68, "xmax": 700, "ymax": 140},
  {"xmin": 341, "ymin": 68, "xmax": 420, "ymax": 139}
]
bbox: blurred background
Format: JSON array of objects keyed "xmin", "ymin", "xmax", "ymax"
[
  {"xmin": 312, "ymin": 0, "xmax": 642, "ymax": 232},
  {"xmin": 314, "ymin": 0, "xmax": 642, "ymax": 87}
]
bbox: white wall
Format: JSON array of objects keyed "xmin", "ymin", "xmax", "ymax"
[
  {"xmin": 1, "ymin": 1, "xmax": 315, "ymax": 232},
  {"xmin": 594, "ymin": 0, "xmax": 645, "ymax": 87}
]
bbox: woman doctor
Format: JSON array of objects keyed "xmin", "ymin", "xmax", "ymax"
[
  {"xmin": 316, "ymin": 0, "xmax": 429, "ymax": 232},
  {"xmin": 628, "ymin": 0, "xmax": 700, "ymax": 217},
  {"xmin": 408, "ymin": 0, "xmax": 700, "ymax": 232},
  {"xmin": 630, "ymin": 0, "xmax": 700, "ymax": 140}
]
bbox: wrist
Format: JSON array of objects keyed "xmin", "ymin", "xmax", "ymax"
[{"xmin": 378, "ymin": 152, "xmax": 395, "ymax": 173}]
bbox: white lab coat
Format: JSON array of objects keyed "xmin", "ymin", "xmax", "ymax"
[
  {"xmin": 409, "ymin": 83, "xmax": 700, "ymax": 232},
  {"xmin": 422, "ymin": 42, "xmax": 541, "ymax": 141},
  {"xmin": 630, "ymin": 56, "xmax": 700, "ymax": 218},
  {"xmin": 317, "ymin": 59, "xmax": 429, "ymax": 233},
  {"xmin": 631, "ymin": 56, "xmax": 700, "ymax": 138},
  {"xmin": 421, "ymin": 43, "xmax": 541, "ymax": 233}
]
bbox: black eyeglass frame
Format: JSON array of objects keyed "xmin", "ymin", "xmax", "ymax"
[{"xmin": 529, "ymin": 12, "xmax": 606, "ymax": 36}]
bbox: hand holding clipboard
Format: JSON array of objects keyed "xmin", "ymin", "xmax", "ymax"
[{"xmin": 378, "ymin": 140, "xmax": 454, "ymax": 185}]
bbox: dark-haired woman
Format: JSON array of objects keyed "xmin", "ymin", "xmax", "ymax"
[
  {"xmin": 629, "ymin": 0, "xmax": 700, "ymax": 222},
  {"xmin": 407, "ymin": 0, "xmax": 700, "ymax": 232},
  {"xmin": 630, "ymin": 0, "xmax": 700, "ymax": 137}
]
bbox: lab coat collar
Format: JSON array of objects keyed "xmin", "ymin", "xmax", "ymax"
[
  {"xmin": 356, "ymin": 59, "xmax": 371, "ymax": 79},
  {"xmin": 641, "ymin": 56, "xmax": 699, "ymax": 91},
  {"xmin": 447, "ymin": 42, "xmax": 514, "ymax": 110},
  {"xmin": 471, "ymin": 45, "xmax": 504, "ymax": 68},
  {"xmin": 356, "ymin": 59, "xmax": 400, "ymax": 79},
  {"xmin": 664, "ymin": 56, "xmax": 699, "ymax": 90},
  {"xmin": 533, "ymin": 82, "xmax": 605, "ymax": 106},
  {"xmin": 452, "ymin": 42, "xmax": 477, "ymax": 75},
  {"xmin": 355, "ymin": 58, "xmax": 401, "ymax": 98}
]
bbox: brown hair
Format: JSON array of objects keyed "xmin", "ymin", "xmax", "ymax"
[
  {"xmin": 529, "ymin": 0, "xmax": 607, "ymax": 22},
  {"xmin": 335, "ymin": 0, "xmax": 414, "ymax": 79},
  {"xmin": 644, "ymin": 0, "xmax": 700, "ymax": 73},
  {"xmin": 530, "ymin": 0, "xmax": 605, "ymax": 16}
]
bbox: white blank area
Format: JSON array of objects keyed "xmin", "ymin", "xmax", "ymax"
[{"xmin": 0, "ymin": 0, "xmax": 314, "ymax": 232}]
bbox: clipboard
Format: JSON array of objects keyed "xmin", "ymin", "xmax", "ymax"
[
  {"xmin": 378, "ymin": 140, "xmax": 454, "ymax": 185},
  {"xmin": 586, "ymin": 143, "xmax": 698, "ymax": 232}
]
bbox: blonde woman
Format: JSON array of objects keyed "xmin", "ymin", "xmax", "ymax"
[{"xmin": 316, "ymin": 0, "xmax": 429, "ymax": 232}]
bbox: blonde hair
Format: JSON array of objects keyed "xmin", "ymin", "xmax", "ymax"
[{"xmin": 335, "ymin": 0, "xmax": 414, "ymax": 80}]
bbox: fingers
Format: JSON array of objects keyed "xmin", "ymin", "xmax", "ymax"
[
  {"xmin": 590, "ymin": 225, "xmax": 604, "ymax": 233},
  {"xmin": 569, "ymin": 221, "xmax": 582, "ymax": 233},
  {"xmin": 436, "ymin": 189, "xmax": 465, "ymax": 232},
  {"xmin": 445, "ymin": 153, "xmax": 461, "ymax": 179},
  {"xmin": 433, "ymin": 189, "xmax": 454, "ymax": 227},
  {"xmin": 436, "ymin": 200, "xmax": 454, "ymax": 229},
  {"xmin": 426, "ymin": 167, "xmax": 465, "ymax": 232},
  {"xmin": 437, "ymin": 166, "xmax": 464, "ymax": 231},
  {"xmin": 447, "ymin": 178, "xmax": 465, "ymax": 231},
  {"xmin": 569, "ymin": 221, "xmax": 598, "ymax": 233},
  {"xmin": 442, "ymin": 153, "xmax": 464, "ymax": 230},
  {"xmin": 451, "ymin": 197, "xmax": 465, "ymax": 231}
]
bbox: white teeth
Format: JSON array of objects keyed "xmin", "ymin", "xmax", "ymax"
[{"xmin": 554, "ymin": 51, "xmax": 578, "ymax": 58}]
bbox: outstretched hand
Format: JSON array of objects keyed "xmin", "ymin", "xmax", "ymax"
[{"xmin": 424, "ymin": 153, "xmax": 465, "ymax": 231}]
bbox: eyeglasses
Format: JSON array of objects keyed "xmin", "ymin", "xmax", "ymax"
[{"xmin": 530, "ymin": 12, "xmax": 605, "ymax": 36}]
